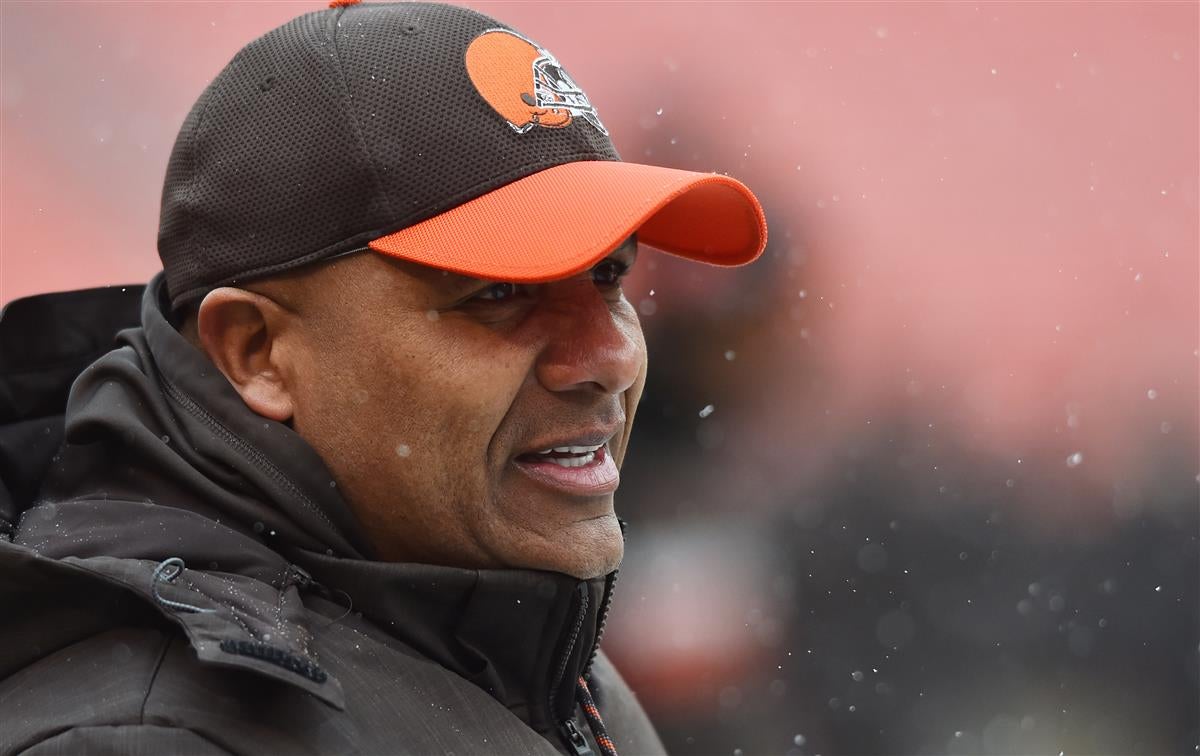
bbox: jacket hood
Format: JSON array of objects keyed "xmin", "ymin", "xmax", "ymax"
[
  {"xmin": 29, "ymin": 272, "xmax": 372, "ymax": 564},
  {"xmin": 13, "ymin": 272, "xmax": 615, "ymax": 735}
]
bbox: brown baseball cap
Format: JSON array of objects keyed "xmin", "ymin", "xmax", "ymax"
[{"xmin": 157, "ymin": 1, "xmax": 767, "ymax": 309}]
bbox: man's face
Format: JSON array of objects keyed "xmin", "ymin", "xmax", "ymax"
[{"xmin": 266, "ymin": 237, "xmax": 646, "ymax": 579}]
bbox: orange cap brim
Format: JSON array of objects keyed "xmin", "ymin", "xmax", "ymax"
[{"xmin": 367, "ymin": 161, "xmax": 768, "ymax": 282}]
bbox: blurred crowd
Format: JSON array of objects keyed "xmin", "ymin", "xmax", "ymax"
[{"xmin": 604, "ymin": 25, "xmax": 1198, "ymax": 754}]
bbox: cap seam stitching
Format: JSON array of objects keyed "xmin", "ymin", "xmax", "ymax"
[
  {"xmin": 178, "ymin": 83, "xmax": 217, "ymax": 289},
  {"xmin": 327, "ymin": 5, "xmax": 398, "ymax": 224}
]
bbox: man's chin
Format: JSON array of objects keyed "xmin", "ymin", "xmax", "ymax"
[{"xmin": 514, "ymin": 514, "xmax": 624, "ymax": 580}]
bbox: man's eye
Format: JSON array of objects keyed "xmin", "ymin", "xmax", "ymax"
[
  {"xmin": 473, "ymin": 282, "xmax": 520, "ymax": 302},
  {"xmin": 592, "ymin": 260, "xmax": 629, "ymax": 288}
]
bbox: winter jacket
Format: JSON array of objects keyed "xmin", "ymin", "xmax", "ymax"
[{"xmin": 0, "ymin": 273, "xmax": 665, "ymax": 755}]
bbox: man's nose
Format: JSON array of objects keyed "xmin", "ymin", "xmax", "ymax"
[{"xmin": 533, "ymin": 282, "xmax": 644, "ymax": 396}]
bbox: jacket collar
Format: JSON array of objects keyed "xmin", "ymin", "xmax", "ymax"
[{"xmin": 292, "ymin": 550, "xmax": 614, "ymax": 733}]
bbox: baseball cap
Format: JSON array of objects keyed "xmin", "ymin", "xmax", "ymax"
[{"xmin": 157, "ymin": 0, "xmax": 768, "ymax": 310}]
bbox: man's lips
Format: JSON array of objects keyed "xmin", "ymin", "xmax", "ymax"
[{"xmin": 513, "ymin": 443, "xmax": 620, "ymax": 496}]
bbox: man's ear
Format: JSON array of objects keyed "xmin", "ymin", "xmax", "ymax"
[{"xmin": 196, "ymin": 287, "xmax": 296, "ymax": 423}]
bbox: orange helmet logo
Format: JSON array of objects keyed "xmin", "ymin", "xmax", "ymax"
[{"xmin": 465, "ymin": 29, "xmax": 608, "ymax": 136}]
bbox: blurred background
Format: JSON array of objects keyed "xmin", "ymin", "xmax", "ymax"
[{"xmin": 2, "ymin": 2, "xmax": 1197, "ymax": 754}]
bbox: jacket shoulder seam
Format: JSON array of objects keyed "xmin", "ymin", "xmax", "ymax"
[{"xmin": 138, "ymin": 631, "xmax": 174, "ymax": 725}]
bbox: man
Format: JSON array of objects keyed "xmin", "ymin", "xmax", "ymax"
[{"xmin": 0, "ymin": 1, "xmax": 766, "ymax": 753}]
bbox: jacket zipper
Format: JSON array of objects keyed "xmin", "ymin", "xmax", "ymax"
[
  {"xmin": 581, "ymin": 519, "xmax": 626, "ymax": 680},
  {"xmin": 581, "ymin": 569, "xmax": 617, "ymax": 680},
  {"xmin": 561, "ymin": 718, "xmax": 594, "ymax": 756},
  {"xmin": 551, "ymin": 583, "xmax": 592, "ymax": 756},
  {"xmin": 561, "ymin": 569, "xmax": 620, "ymax": 755}
]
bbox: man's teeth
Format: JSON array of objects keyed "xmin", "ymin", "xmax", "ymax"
[
  {"xmin": 545, "ymin": 451, "xmax": 595, "ymax": 468},
  {"xmin": 530, "ymin": 443, "xmax": 603, "ymax": 467},
  {"xmin": 535, "ymin": 444, "xmax": 604, "ymax": 455}
]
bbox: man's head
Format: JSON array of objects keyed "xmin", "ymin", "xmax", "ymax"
[
  {"xmin": 161, "ymin": 1, "xmax": 766, "ymax": 578},
  {"xmin": 182, "ymin": 236, "xmax": 644, "ymax": 579}
]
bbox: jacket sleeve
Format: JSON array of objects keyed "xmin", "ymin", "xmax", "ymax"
[{"xmin": 20, "ymin": 725, "xmax": 232, "ymax": 756}]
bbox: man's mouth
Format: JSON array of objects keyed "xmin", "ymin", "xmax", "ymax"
[{"xmin": 513, "ymin": 441, "xmax": 620, "ymax": 495}]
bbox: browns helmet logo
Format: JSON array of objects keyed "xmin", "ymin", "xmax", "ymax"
[{"xmin": 465, "ymin": 29, "xmax": 608, "ymax": 136}]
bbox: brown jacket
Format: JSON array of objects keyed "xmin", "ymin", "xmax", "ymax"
[{"xmin": 0, "ymin": 275, "xmax": 665, "ymax": 755}]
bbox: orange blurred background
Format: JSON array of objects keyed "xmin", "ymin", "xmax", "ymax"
[{"xmin": 3, "ymin": 2, "xmax": 1197, "ymax": 754}]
